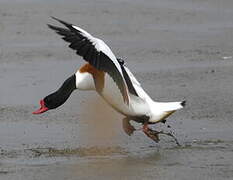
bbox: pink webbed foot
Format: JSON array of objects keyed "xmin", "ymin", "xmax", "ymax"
[
  {"xmin": 122, "ymin": 117, "xmax": 136, "ymax": 136},
  {"xmin": 142, "ymin": 123, "xmax": 181, "ymax": 146},
  {"xmin": 143, "ymin": 123, "xmax": 160, "ymax": 143}
]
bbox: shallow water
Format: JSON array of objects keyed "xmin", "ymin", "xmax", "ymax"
[{"xmin": 1, "ymin": 0, "xmax": 233, "ymax": 179}]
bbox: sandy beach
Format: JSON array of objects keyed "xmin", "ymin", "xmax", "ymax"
[{"xmin": 0, "ymin": 0, "xmax": 233, "ymax": 179}]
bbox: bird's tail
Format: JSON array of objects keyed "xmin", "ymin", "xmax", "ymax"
[
  {"xmin": 150, "ymin": 100, "xmax": 186, "ymax": 123},
  {"xmin": 157, "ymin": 100, "xmax": 186, "ymax": 112}
]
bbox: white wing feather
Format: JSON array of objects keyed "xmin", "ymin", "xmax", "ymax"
[{"xmin": 72, "ymin": 25, "xmax": 123, "ymax": 76}]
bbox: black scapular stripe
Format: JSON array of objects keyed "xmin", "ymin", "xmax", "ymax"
[{"xmin": 120, "ymin": 64, "xmax": 138, "ymax": 97}]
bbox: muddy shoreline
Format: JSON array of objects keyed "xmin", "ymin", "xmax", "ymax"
[{"xmin": 1, "ymin": 0, "xmax": 233, "ymax": 179}]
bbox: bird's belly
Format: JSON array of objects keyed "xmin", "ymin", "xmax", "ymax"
[
  {"xmin": 100, "ymin": 74, "xmax": 149, "ymax": 116},
  {"xmin": 149, "ymin": 110, "xmax": 176, "ymax": 123}
]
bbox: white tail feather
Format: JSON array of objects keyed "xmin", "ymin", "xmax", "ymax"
[{"xmin": 154, "ymin": 100, "xmax": 186, "ymax": 112}]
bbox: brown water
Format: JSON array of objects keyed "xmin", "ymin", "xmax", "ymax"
[{"xmin": 0, "ymin": 0, "xmax": 233, "ymax": 179}]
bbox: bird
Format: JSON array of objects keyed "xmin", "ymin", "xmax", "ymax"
[{"xmin": 33, "ymin": 17, "xmax": 186, "ymax": 142}]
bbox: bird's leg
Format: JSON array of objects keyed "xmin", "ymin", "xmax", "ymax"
[
  {"xmin": 142, "ymin": 123, "xmax": 160, "ymax": 142},
  {"xmin": 142, "ymin": 123, "xmax": 181, "ymax": 146},
  {"xmin": 122, "ymin": 117, "xmax": 136, "ymax": 136}
]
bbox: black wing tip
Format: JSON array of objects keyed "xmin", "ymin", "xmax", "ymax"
[
  {"xmin": 51, "ymin": 16, "xmax": 58, "ymax": 21},
  {"xmin": 47, "ymin": 23, "xmax": 56, "ymax": 30},
  {"xmin": 47, "ymin": 24, "xmax": 63, "ymax": 33},
  {"xmin": 50, "ymin": 16, "xmax": 72, "ymax": 27},
  {"xmin": 51, "ymin": 16, "xmax": 64, "ymax": 23}
]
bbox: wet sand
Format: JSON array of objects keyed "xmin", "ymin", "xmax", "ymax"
[{"xmin": 1, "ymin": 0, "xmax": 233, "ymax": 179}]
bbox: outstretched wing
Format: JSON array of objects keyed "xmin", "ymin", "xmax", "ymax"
[{"xmin": 48, "ymin": 17, "xmax": 129, "ymax": 104}]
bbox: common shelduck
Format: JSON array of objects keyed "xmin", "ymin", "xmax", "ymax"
[{"xmin": 33, "ymin": 17, "xmax": 186, "ymax": 142}]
